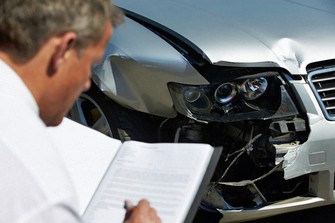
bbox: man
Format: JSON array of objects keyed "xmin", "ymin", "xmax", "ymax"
[{"xmin": 0, "ymin": 0, "xmax": 160, "ymax": 222}]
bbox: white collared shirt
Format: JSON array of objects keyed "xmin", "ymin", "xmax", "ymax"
[{"xmin": 0, "ymin": 60, "xmax": 80, "ymax": 223}]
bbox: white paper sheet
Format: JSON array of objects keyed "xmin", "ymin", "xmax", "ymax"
[{"xmin": 82, "ymin": 141, "xmax": 214, "ymax": 223}]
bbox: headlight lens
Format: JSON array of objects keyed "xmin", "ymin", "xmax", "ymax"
[
  {"xmin": 184, "ymin": 88, "xmax": 201, "ymax": 103},
  {"xmin": 183, "ymin": 88, "xmax": 211, "ymax": 112},
  {"xmin": 214, "ymin": 82, "xmax": 237, "ymax": 104},
  {"xmin": 241, "ymin": 77, "xmax": 268, "ymax": 100},
  {"xmin": 168, "ymin": 72, "xmax": 298, "ymax": 123}
]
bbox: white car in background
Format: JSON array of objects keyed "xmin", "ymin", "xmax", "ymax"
[{"xmin": 69, "ymin": 0, "xmax": 335, "ymax": 222}]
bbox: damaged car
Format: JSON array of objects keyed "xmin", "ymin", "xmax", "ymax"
[{"xmin": 68, "ymin": 0, "xmax": 335, "ymax": 222}]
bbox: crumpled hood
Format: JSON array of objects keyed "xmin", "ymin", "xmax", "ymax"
[{"xmin": 114, "ymin": 0, "xmax": 335, "ymax": 74}]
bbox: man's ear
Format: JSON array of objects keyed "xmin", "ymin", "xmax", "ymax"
[{"xmin": 47, "ymin": 32, "xmax": 77, "ymax": 76}]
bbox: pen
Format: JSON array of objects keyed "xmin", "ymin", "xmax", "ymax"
[{"xmin": 124, "ymin": 200, "xmax": 134, "ymax": 211}]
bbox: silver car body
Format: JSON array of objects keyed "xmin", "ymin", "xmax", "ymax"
[{"xmin": 90, "ymin": 0, "xmax": 335, "ymax": 221}]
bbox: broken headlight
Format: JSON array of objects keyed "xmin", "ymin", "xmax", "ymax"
[{"xmin": 168, "ymin": 72, "xmax": 299, "ymax": 123}]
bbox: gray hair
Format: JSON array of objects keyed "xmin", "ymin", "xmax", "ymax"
[{"xmin": 0, "ymin": 0, "xmax": 124, "ymax": 62}]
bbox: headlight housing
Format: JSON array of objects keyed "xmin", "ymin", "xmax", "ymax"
[{"xmin": 168, "ymin": 72, "xmax": 298, "ymax": 123}]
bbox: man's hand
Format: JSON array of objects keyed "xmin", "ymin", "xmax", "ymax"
[{"xmin": 123, "ymin": 199, "xmax": 161, "ymax": 223}]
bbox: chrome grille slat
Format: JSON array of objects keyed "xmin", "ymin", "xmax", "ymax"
[
  {"xmin": 308, "ymin": 67, "xmax": 335, "ymax": 121},
  {"xmin": 322, "ymin": 96, "xmax": 335, "ymax": 101},
  {"xmin": 317, "ymin": 86, "xmax": 335, "ymax": 93},
  {"xmin": 311, "ymin": 76, "xmax": 335, "ymax": 83}
]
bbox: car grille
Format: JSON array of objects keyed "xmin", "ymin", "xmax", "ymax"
[{"xmin": 308, "ymin": 67, "xmax": 335, "ymax": 121}]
